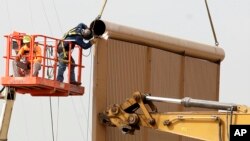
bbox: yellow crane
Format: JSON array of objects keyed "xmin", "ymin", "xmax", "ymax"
[{"xmin": 99, "ymin": 91, "xmax": 250, "ymax": 141}]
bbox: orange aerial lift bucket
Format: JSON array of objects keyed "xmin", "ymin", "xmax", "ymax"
[{"xmin": 0, "ymin": 32, "xmax": 85, "ymax": 96}]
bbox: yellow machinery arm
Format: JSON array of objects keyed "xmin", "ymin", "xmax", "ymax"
[{"xmin": 99, "ymin": 91, "xmax": 250, "ymax": 141}]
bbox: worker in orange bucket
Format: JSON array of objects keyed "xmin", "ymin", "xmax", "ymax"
[{"xmin": 13, "ymin": 35, "xmax": 42, "ymax": 77}]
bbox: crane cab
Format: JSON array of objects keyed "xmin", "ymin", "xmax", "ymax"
[{"xmin": 0, "ymin": 32, "xmax": 85, "ymax": 96}]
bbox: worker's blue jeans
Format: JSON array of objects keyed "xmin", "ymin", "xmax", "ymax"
[{"xmin": 56, "ymin": 52, "xmax": 76, "ymax": 82}]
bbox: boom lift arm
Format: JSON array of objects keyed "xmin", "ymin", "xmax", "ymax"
[
  {"xmin": 99, "ymin": 91, "xmax": 250, "ymax": 141},
  {"xmin": 0, "ymin": 87, "xmax": 16, "ymax": 141}
]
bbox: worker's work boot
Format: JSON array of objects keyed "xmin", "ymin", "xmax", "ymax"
[{"xmin": 70, "ymin": 81, "xmax": 82, "ymax": 86}]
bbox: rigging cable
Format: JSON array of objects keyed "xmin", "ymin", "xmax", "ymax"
[
  {"xmin": 3, "ymin": 0, "xmax": 13, "ymax": 30},
  {"xmin": 204, "ymin": 0, "xmax": 219, "ymax": 47},
  {"xmin": 49, "ymin": 98, "xmax": 55, "ymax": 141},
  {"xmin": 39, "ymin": 1, "xmax": 58, "ymax": 140},
  {"xmin": 52, "ymin": 0, "xmax": 63, "ymax": 34},
  {"xmin": 46, "ymin": 0, "xmax": 65, "ymax": 79},
  {"xmin": 45, "ymin": 44, "xmax": 60, "ymax": 141},
  {"xmin": 27, "ymin": 0, "xmax": 36, "ymax": 32},
  {"xmin": 50, "ymin": 1, "xmax": 67, "ymax": 140},
  {"xmin": 50, "ymin": 2, "xmax": 64, "ymax": 139},
  {"xmin": 56, "ymin": 97, "xmax": 60, "ymax": 141},
  {"xmin": 20, "ymin": 96, "xmax": 30, "ymax": 141},
  {"xmin": 40, "ymin": 0, "xmax": 54, "ymax": 36},
  {"xmin": 82, "ymin": 47, "xmax": 92, "ymax": 57},
  {"xmin": 70, "ymin": 97, "xmax": 86, "ymax": 140},
  {"xmin": 46, "ymin": 47, "xmax": 54, "ymax": 79},
  {"xmin": 45, "ymin": 45, "xmax": 55, "ymax": 141},
  {"xmin": 39, "ymin": 99, "xmax": 47, "ymax": 141},
  {"xmin": 45, "ymin": 44, "xmax": 59, "ymax": 141},
  {"xmin": 4, "ymin": 0, "xmax": 13, "ymax": 29}
]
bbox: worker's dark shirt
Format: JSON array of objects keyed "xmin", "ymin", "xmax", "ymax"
[{"xmin": 58, "ymin": 23, "xmax": 93, "ymax": 53}]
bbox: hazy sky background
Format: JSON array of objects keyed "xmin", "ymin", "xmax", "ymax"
[{"xmin": 0, "ymin": 0, "xmax": 250, "ymax": 141}]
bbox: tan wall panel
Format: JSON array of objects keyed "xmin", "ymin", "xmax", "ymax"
[
  {"xmin": 150, "ymin": 48, "xmax": 183, "ymax": 111},
  {"xmin": 180, "ymin": 58, "xmax": 219, "ymax": 141},
  {"xmin": 104, "ymin": 21, "xmax": 225, "ymax": 62},
  {"xmin": 147, "ymin": 129, "xmax": 181, "ymax": 141},
  {"xmin": 107, "ymin": 128, "xmax": 145, "ymax": 141},
  {"xmin": 181, "ymin": 57, "xmax": 220, "ymax": 141},
  {"xmin": 145, "ymin": 49, "xmax": 183, "ymax": 141},
  {"xmin": 93, "ymin": 38, "xmax": 220, "ymax": 141},
  {"xmin": 183, "ymin": 56, "xmax": 219, "ymax": 112},
  {"xmin": 93, "ymin": 39, "xmax": 108, "ymax": 141},
  {"xmin": 106, "ymin": 39, "xmax": 147, "ymax": 141},
  {"xmin": 106, "ymin": 39, "xmax": 147, "ymax": 104}
]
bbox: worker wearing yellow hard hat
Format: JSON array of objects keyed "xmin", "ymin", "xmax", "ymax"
[
  {"xmin": 22, "ymin": 35, "xmax": 31, "ymax": 43},
  {"xmin": 13, "ymin": 35, "xmax": 42, "ymax": 77}
]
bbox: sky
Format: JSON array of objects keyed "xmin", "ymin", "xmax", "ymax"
[{"xmin": 0, "ymin": 0, "xmax": 250, "ymax": 141}]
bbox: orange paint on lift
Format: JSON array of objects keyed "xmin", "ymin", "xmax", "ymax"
[{"xmin": 1, "ymin": 32, "xmax": 85, "ymax": 96}]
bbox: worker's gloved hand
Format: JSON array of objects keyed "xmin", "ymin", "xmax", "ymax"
[
  {"xmin": 26, "ymin": 62, "xmax": 31, "ymax": 70},
  {"xmin": 15, "ymin": 55, "xmax": 21, "ymax": 61},
  {"xmin": 90, "ymin": 38, "xmax": 98, "ymax": 44}
]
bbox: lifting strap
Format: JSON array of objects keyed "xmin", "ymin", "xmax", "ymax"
[{"xmin": 204, "ymin": 0, "xmax": 219, "ymax": 47}]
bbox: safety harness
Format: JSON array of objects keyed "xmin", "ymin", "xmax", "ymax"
[{"xmin": 60, "ymin": 27, "xmax": 82, "ymax": 60}]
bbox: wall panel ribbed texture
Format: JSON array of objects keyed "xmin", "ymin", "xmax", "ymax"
[
  {"xmin": 183, "ymin": 57, "xmax": 219, "ymax": 111},
  {"xmin": 143, "ymin": 48, "xmax": 183, "ymax": 141},
  {"xmin": 106, "ymin": 39, "xmax": 147, "ymax": 105},
  {"xmin": 93, "ymin": 21, "xmax": 223, "ymax": 141},
  {"xmin": 106, "ymin": 39, "xmax": 146, "ymax": 141}
]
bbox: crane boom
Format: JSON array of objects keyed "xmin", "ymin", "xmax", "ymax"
[{"xmin": 99, "ymin": 91, "xmax": 250, "ymax": 141}]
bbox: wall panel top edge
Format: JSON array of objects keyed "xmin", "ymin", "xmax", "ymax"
[{"xmin": 104, "ymin": 21, "xmax": 225, "ymax": 63}]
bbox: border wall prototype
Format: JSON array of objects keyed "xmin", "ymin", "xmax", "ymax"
[{"xmin": 92, "ymin": 21, "xmax": 225, "ymax": 141}]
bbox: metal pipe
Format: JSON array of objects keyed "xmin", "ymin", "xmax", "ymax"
[
  {"xmin": 146, "ymin": 96, "xmax": 237, "ymax": 111},
  {"xmin": 146, "ymin": 96, "xmax": 182, "ymax": 104},
  {"xmin": 181, "ymin": 97, "xmax": 237, "ymax": 111}
]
